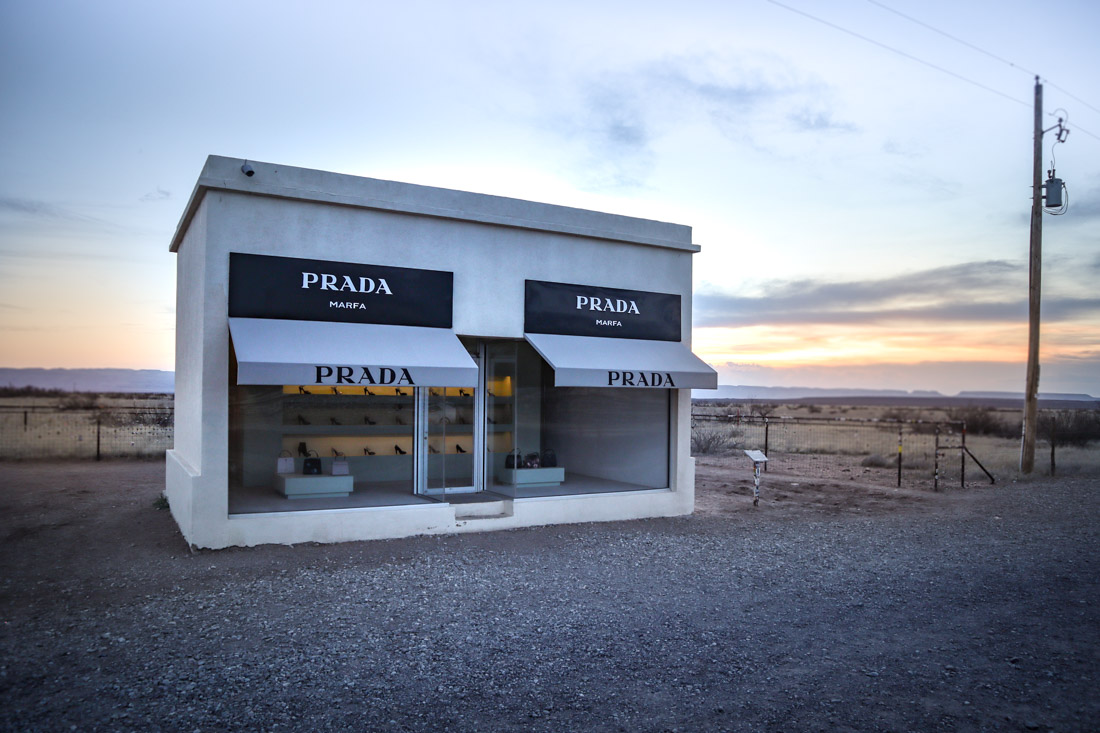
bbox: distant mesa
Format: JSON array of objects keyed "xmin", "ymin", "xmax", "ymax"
[
  {"xmin": 0, "ymin": 368, "xmax": 174, "ymax": 394},
  {"xmin": 694, "ymin": 384, "xmax": 1098, "ymax": 408}
]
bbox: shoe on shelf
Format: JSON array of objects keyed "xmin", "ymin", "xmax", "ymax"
[{"xmin": 394, "ymin": 444, "xmax": 407, "ymax": 455}]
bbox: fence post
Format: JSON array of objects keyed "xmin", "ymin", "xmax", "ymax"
[
  {"xmin": 961, "ymin": 422, "xmax": 967, "ymax": 488},
  {"xmin": 897, "ymin": 424, "xmax": 903, "ymax": 488},
  {"xmin": 934, "ymin": 426, "xmax": 940, "ymax": 492},
  {"xmin": 95, "ymin": 412, "xmax": 102, "ymax": 461},
  {"xmin": 763, "ymin": 418, "xmax": 769, "ymax": 472},
  {"xmin": 1050, "ymin": 422, "xmax": 1056, "ymax": 477},
  {"xmin": 24, "ymin": 410, "xmax": 28, "ymax": 432}
]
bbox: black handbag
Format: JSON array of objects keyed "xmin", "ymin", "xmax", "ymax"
[
  {"xmin": 524, "ymin": 452, "xmax": 541, "ymax": 469},
  {"xmin": 505, "ymin": 450, "xmax": 521, "ymax": 469},
  {"xmin": 540, "ymin": 448, "xmax": 557, "ymax": 468},
  {"xmin": 302, "ymin": 450, "xmax": 322, "ymax": 475}
]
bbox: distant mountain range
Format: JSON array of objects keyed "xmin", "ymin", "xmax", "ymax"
[
  {"xmin": 1, "ymin": 368, "xmax": 1096, "ymax": 405},
  {"xmin": 700, "ymin": 385, "xmax": 935, "ymax": 400},
  {"xmin": 1, "ymin": 368, "xmax": 174, "ymax": 393},
  {"xmin": 694, "ymin": 384, "xmax": 1098, "ymax": 405}
]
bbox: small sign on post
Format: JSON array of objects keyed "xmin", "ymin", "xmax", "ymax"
[{"xmin": 744, "ymin": 449, "xmax": 768, "ymax": 506}]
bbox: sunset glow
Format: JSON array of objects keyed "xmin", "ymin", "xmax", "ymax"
[{"xmin": 1, "ymin": 1, "xmax": 1098, "ymax": 395}]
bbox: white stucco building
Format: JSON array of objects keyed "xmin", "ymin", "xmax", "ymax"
[{"xmin": 166, "ymin": 155, "xmax": 716, "ymax": 548}]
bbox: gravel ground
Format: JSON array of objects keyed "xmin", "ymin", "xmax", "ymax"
[{"xmin": 1, "ymin": 459, "xmax": 1098, "ymax": 732}]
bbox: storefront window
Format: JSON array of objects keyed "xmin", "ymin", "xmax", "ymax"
[
  {"xmin": 228, "ymin": 349, "xmax": 435, "ymax": 513},
  {"xmin": 486, "ymin": 341, "xmax": 670, "ymax": 497}
]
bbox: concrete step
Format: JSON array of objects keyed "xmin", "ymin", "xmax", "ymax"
[{"xmin": 452, "ymin": 499, "xmax": 513, "ymax": 519}]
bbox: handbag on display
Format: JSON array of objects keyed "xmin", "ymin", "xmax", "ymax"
[
  {"xmin": 505, "ymin": 449, "xmax": 522, "ymax": 470},
  {"xmin": 331, "ymin": 451, "xmax": 350, "ymax": 476},
  {"xmin": 302, "ymin": 450, "xmax": 322, "ymax": 475},
  {"xmin": 524, "ymin": 452, "xmax": 541, "ymax": 469},
  {"xmin": 276, "ymin": 450, "xmax": 295, "ymax": 474},
  {"xmin": 540, "ymin": 448, "xmax": 557, "ymax": 468}
]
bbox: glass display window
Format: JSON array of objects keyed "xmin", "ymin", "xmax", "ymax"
[{"xmin": 486, "ymin": 340, "xmax": 670, "ymax": 498}]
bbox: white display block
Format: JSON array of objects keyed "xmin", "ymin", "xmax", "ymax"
[
  {"xmin": 499, "ymin": 466, "xmax": 565, "ymax": 487},
  {"xmin": 276, "ymin": 473, "xmax": 354, "ymax": 499}
]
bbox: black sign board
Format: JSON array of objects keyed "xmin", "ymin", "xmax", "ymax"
[
  {"xmin": 228, "ymin": 253, "xmax": 453, "ymax": 328},
  {"xmin": 524, "ymin": 280, "xmax": 681, "ymax": 341}
]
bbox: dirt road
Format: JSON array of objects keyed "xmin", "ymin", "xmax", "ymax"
[{"xmin": 1, "ymin": 459, "xmax": 1097, "ymax": 731}]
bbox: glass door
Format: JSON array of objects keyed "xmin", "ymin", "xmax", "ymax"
[
  {"xmin": 421, "ymin": 387, "xmax": 476, "ymax": 494},
  {"xmin": 417, "ymin": 340, "xmax": 483, "ymax": 496}
]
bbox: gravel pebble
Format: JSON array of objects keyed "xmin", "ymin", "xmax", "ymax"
[{"xmin": 1, "ymin": 461, "xmax": 1097, "ymax": 731}]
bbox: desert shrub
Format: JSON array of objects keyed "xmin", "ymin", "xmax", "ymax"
[
  {"xmin": 58, "ymin": 393, "xmax": 99, "ymax": 410},
  {"xmin": 881, "ymin": 407, "xmax": 918, "ymax": 422},
  {"xmin": 860, "ymin": 453, "xmax": 894, "ymax": 468},
  {"xmin": 0, "ymin": 385, "xmax": 67, "ymax": 398},
  {"xmin": 691, "ymin": 426, "xmax": 741, "ymax": 455},
  {"xmin": 750, "ymin": 402, "xmax": 779, "ymax": 418},
  {"xmin": 806, "ymin": 404, "xmax": 823, "ymax": 414},
  {"xmin": 946, "ymin": 406, "xmax": 1017, "ymax": 437},
  {"xmin": 1038, "ymin": 410, "xmax": 1100, "ymax": 447}
]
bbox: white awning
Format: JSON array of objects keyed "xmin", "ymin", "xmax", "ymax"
[
  {"xmin": 228, "ymin": 318, "xmax": 478, "ymax": 387},
  {"xmin": 525, "ymin": 333, "xmax": 717, "ymax": 389}
]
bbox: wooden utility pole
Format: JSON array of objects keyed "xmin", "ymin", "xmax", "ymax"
[{"xmin": 1021, "ymin": 76, "xmax": 1043, "ymax": 473}]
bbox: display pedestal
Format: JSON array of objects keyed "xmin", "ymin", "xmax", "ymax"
[
  {"xmin": 276, "ymin": 473, "xmax": 354, "ymax": 499},
  {"xmin": 499, "ymin": 466, "xmax": 565, "ymax": 488}
]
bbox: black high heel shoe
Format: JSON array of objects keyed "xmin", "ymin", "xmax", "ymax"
[
  {"xmin": 363, "ymin": 447, "xmax": 375, "ymax": 456},
  {"xmin": 395, "ymin": 388, "xmax": 408, "ymax": 397},
  {"xmin": 297, "ymin": 415, "xmax": 310, "ymax": 425},
  {"xmin": 429, "ymin": 445, "xmax": 439, "ymax": 454},
  {"xmin": 330, "ymin": 417, "xmax": 341, "ymax": 425},
  {"xmin": 331, "ymin": 387, "xmax": 339, "ymax": 395},
  {"xmin": 297, "ymin": 442, "xmax": 309, "ymax": 457},
  {"xmin": 365, "ymin": 387, "xmax": 375, "ymax": 396},
  {"xmin": 298, "ymin": 386, "xmax": 308, "ymax": 395},
  {"xmin": 394, "ymin": 444, "xmax": 407, "ymax": 455},
  {"xmin": 459, "ymin": 389, "xmax": 470, "ymax": 397},
  {"xmin": 456, "ymin": 445, "xmax": 467, "ymax": 454},
  {"xmin": 364, "ymin": 415, "xmax": 376, "ymax": 425}
]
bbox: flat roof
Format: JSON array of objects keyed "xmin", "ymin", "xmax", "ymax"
[{"xmin": 169, "ymin": 155, "xmax": 698, "ymax": 253}]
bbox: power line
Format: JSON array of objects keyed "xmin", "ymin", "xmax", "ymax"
[
  {"xmin": 1067, "ymin": 121, "xmax": 1100, "ymax": 143},
  {"xmin": 864, "ymin": 0, "xmax": 1038, "ymax": 78},
  {"xmin": 764, "ymin": 0, "xmax": 1029, "ymax": 109},
  {"xmin": 865, "ymin": 0, "xmax": 1100, "ymax": 116}
]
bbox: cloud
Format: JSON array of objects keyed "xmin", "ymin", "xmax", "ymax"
[
  {"xmin": 694, "ymin": 260, "xmax": 1100, "ymax": 328},
  {"xmin": 140, "ymin": 187, "xmax": 171, "ymax": 202},
  {"xmin": 572, "ymin": 81, "xmax": 656, "ymax": 190},
  {"xmin": 550, "ymin": 54, "xmax": 829, "ymax": 189},
  {"xmin": 0, "ymin": 196, "xmax": 109, "ymax": 226},
  {"xmin": 1068, "ymin": 185, "xmax": 1100, "ymax": 220},
  {"xmin": 882, "ymin": 139, "xmax": 925, "ymax": 158},
  {"xmin": 788, "ymin": 108, "xmax": 858, "ymax": 133}
]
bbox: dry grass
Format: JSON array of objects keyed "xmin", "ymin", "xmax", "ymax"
[{"xmin": 0, "ymin": 395, "xmax": 173, "ymax": 459}]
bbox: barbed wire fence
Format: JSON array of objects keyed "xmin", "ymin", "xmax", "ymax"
[
  {"xmin": 691, "ymin": 413, "xmax": 996, "ymax": 490},
  {"xmin": 0, "ymin": 406, "xmax": 173, "ymax": 460}
]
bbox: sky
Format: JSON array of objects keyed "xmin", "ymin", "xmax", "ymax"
[{"xmin": 1, "ymin": 0, "xmax": 1098, "ymax": 396}]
